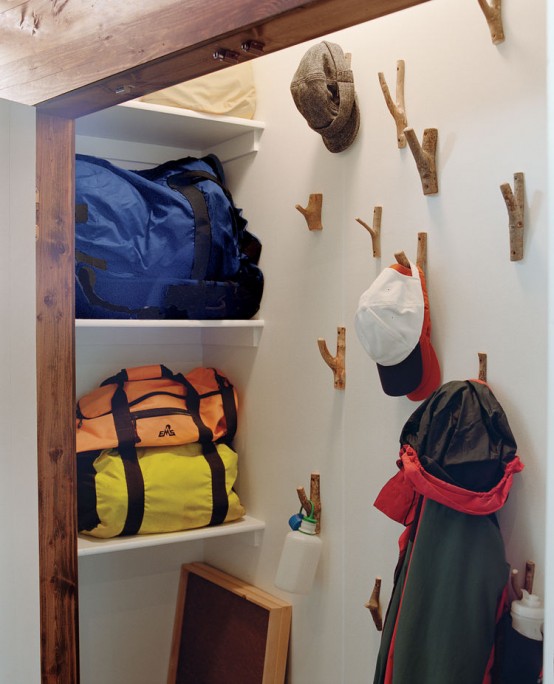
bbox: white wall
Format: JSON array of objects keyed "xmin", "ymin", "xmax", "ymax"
[
  {"xmin": 0, "ymin": 99, "xmax": 40, "ymax": 683},
  {"xmin": 544, "ymin": 1, "xmax": 553, "ymax": 681},
  {"xmin": 207, "ymin": 1, "xmax": 548, "ymax": 682}
]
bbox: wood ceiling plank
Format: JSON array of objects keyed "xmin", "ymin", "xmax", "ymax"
[
  {"xmin": 0, "ymin": 0, "xmax": 322, "ymax": 103},
  {"xmin": 0, "ymin": 0, "xmax": 429, "ymax": 113}
]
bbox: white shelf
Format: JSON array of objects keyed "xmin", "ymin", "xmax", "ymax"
[
  {"xmin": 75, "ymin": 105, "xmax": 267, "ymax": 561},
  {"xmin": 75, "ymin": 100, "xmax": 265, "ymax": 163},
  {"xmin": 78, "ymin": 515, "xmax": 265, "ymax": 557},
  {"xmin": 75, "ymin": 318, "xmax": 264, "ymax": 347},
  {"xmin": 75, "ymin": 318, "xmax": 264, "ymax": 328}
]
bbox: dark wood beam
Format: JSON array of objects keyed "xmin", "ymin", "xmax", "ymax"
[{"xmin": 0, "ymin": 0, "xmax": 429, "ymax": 116}]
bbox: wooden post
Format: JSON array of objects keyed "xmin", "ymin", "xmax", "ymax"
[
  {"xmin": 477, "ymin": 0, "xmax": 505, "ymax": 45},
  {"xmin": 404, "ymin": 127, "xmax": 439, "ymax": 195},
  {"xmin": 296, "ymin": 193, "xmax": 323, "ymax": 231},
  {"xmin": 36, "ymin": 112, "xmax": 80, "ymax": 684},
  {"xmin": 378, "ymin": 60, "xmax": 408, "ymax": 148},
  {"xmin": 318, "ymin": 326, "xmax": 346, "ymax": 390},
  {"xmin": 500, "ymin": 172, "xmax": 525, "ymax": 261},
  {"xmin": 355, "ymin": 206, "xmax": 382, "ymax": 258}
]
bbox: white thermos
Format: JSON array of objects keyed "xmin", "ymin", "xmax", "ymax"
[
  {"xmin": 511, "ymin": 590, "xmax": 544, "ymax": 641},
  {"xmin": 275, "ymin": 509, "xmax": 322, "ymax": 595}
]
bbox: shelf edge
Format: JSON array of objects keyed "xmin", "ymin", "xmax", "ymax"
[{"xmin": 78, "ymin": 515, "xmax": 266, "ymax": 556}]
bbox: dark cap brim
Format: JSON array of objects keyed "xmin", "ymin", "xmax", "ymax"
[
  {"xmin": 407, "ymin": 339, "xmax": 441, "ymax": 402},
  {"xmin": 377, "ymin": 342, "xmax": 423, "ymax": 397}
]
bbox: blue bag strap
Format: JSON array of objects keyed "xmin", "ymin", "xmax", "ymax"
[
  {"xmin": 167, "ymin": 166, "xmax": 247, "ymax": 281},
  {"xmin": 76, "ymin": 265, "xmax": 165, "ymax": 318},
  {"xmin": 166, "ymin": 165, "xmax": 243, "ymax": 281},
  {"xmin": 166, "ymin": 180, "xmax": 211, "ymax": 281}
]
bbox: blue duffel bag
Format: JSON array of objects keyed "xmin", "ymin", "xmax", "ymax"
[{"xmin": 75, "ymin": 153, "xmax": 263, "ymax": 319}]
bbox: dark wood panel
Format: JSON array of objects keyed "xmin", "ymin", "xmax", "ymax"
[
  {"xmin": 0, "ymin": 0, "xmax": 429, "ymax": 113},
  {"xmin": 36, "ymin": 111, "xmax": 79, "ymax": 684}
]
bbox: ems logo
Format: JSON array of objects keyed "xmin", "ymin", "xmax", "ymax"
[{"xmin": 158, "ymin": 424, "xmax": 176, "ymax": 437}]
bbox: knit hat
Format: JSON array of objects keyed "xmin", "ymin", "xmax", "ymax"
[
  {"xmin": 355, "ymin": 262, "xmax": 440, "ymax": 400},
  {"xmin": 290, "ymin": 41, "xmax": 360, "ymax": 153}
]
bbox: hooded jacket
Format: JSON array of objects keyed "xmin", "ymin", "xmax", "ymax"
[{"xmin": 373, "ymin": 380, "xmax": 524, "ymax": 684}]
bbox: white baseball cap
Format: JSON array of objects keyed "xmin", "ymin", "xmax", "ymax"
[{"xmin": 355, "ymin": 262, "xmax": 425, "ymax": 395}]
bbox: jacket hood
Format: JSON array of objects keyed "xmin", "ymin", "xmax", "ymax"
[
  {"xmin": 400, "ymin": 379, "xmax": 518, "ymax": 492},
  {"xmin": 374, "ymin": 380, "xmax": 524, "ymax": 522}
]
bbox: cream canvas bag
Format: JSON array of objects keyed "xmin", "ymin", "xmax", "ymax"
[{"xmin": 140, "ymin": 61, "xmax": 257, "ymax": 119}]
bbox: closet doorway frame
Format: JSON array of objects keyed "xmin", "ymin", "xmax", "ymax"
[{"xmin": 33, "ymin": 1, "xmax": 428, "ymax": 680}]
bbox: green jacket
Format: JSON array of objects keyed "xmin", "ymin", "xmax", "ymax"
[{"xmin": 373, "ymin": 380, "xmax": 524, "ymax": 684}]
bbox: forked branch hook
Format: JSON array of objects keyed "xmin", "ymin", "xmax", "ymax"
[
  {"xmin": 477, "ymin": 0, "xmax": 505, "ymax": 44},
  {"xmin": 296, "ymin": 473, "xmax": 321, "ymax": 534},
  {"xmin": 500, "ymin": 172, "xmax": 525, "ymax": 261},
  {"xmin": 318, "ymin": 326, "xmax": 346, "ymax": 390},
  {"xmin": 356, "ymin": 206, "xmax": 382, "ymax": 258},
  {"xmin": 404, "ymin": 127, "xmax": 439, "ymax": 196},
  {"xmin": 378, "ymin": 60, "xmax": 408, "ymax": 148}
]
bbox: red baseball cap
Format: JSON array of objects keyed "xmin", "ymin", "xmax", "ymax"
[
  {"xmin": 355, "ymin": 261, "xmax": 440, "ymax": 400},
  {"xmin": 406, "ymin": 264, "xmax": 440, "ymax": 401}
]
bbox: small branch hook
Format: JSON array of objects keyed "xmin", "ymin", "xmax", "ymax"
[{"xmin": 317, "ymin": 326, "xmax": 346, "ymax": 390}]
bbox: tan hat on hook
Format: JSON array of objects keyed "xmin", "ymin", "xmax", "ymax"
[{"xmin": 290, "ymin": 41, "xmax": 360, "ymax": 153}]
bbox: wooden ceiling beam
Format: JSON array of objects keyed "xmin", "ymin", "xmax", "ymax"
[{"xmin": 0, "ymin": 0, "xmax": 429, "ymax": 118}]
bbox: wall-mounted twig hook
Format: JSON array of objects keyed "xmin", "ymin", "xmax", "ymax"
[
  {"xmin": 524, "ymin": 560, "xmax": 536, "ymax": 594},
  {"xmin": 511, "ymin": 560, "xmax": 536, "ymax": 600},
  {"xmin": 394, "ymin": 251, "xmax": 410, "ymax": 269},
  {"xmin": 296, "ymin": 473, "xmax": 321, "ymax": 534},
  {"xmin": 355, "ymin": 206, "xmax": 382, "ymax": 258},
  {"xmin": 317, "ymin": 326, "xmax": 346, "ymax": 390},
  {"xmin": 404, "ymin": 127, "xmax": 439, "ymax": 196},
  {"xmin": 511, "ymin": 568, "xmax": 523, "ymax": 600},
  {"xmin": 477, "ymin": 0, "xmax": 505, "ymax": 45},
  {"xmin": 394, "ymin": 233, "xmax": 427, "ymax": 273},
  {"xmin": 378, "ymin": 60, "xmax": 408, "ymax": 148},
  {"xmin": 365, "ymin": 578, "xmax": 383, "ymax": 631},
  {"xmin": 500, "ymin": 172, "xmax": 525, "ymax": 261},
  {"xmin": 296, "ymin": 193, "xmax": 323, "ymax": 231},
  {"xmin": 478, "ymin": 353, "xmax": 487, "ymax": 382},
  {"xmin": 416, "ymin": 232, "xmax": 427, "ymax": 274}
]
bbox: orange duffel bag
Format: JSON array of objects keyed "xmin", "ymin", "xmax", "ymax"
[{"xmin": 76, "ymin": 365, "xmax": 237, "ymax": 454}]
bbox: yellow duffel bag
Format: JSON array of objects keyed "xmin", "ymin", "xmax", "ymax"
[{"xmin": 77, "ymin": 441, "xmax": 245, "ymax": 538}]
